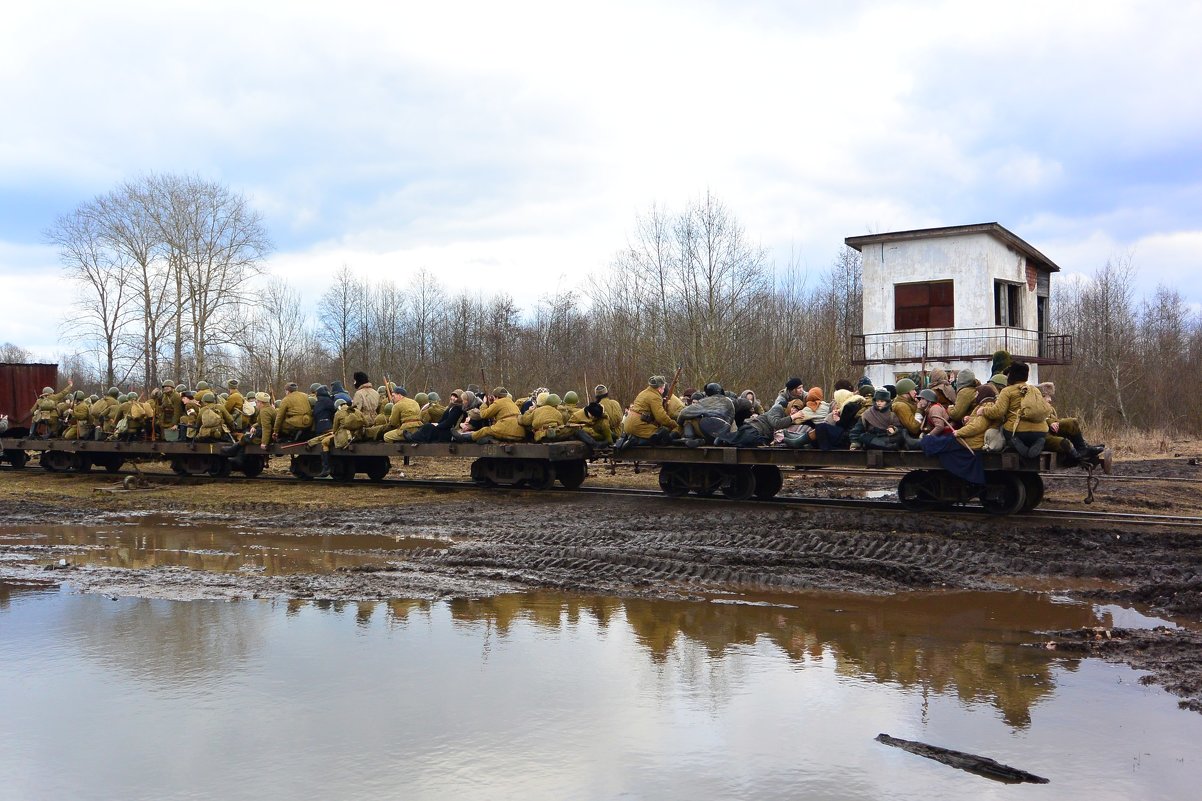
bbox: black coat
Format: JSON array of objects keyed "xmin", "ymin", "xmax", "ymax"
[{"xmin": 313, "ymin": 392, "xmax": 337, "ymax": 434}]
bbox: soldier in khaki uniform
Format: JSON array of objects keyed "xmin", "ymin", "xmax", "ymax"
[
  {"xmin": 569, "ymin": 402, "xmax": 613, "ymax": 448},
  {"xmin": 351, "ymin": 371, "xmax": 381, "ymax": 418},
  {"xmin": 594, "ymin": 385, "xmax": 623, "ymax": 434},
  {"xmin": 454, "ymin": 388, "xmax": 525, "ymax": 443},
  {"xmin": 520, "ymin": 393, "xmax": 569, "ymax": 442},
  {"xmin": 382, "ymin": 386, "xmax": 423, "ymax": 442},
  {"xmin": 224, "ymin": 379, "xmax": 246, "ymax": 431},
  {"xmin": 558, "ymin": 391, "xmax": 580, "ymax": 425},
  {"xmin": 62, "ymin": 391, "xmax": 91, "ymax": 439},
  {"xmin": 157, "ymin": 380, "xmax": 185, "ymax": 440},
  {"xmin": 421, "ymin": 392, "xmax": 447, "ymax": 425},
  {"xmin": 618, "ymin": 375, "xmax": 679, "ymax": 447},
  {"xmin": 274, "ymin": 382, "xmax": 314, "ymax": 442},
  {"xmin": 195, "ymin": 392, "xmax": 235, "ymax": 441},
  {"xmin": 29, "ymin": 380, "xmax": 73, "ymax": 437},
  {"xmin": 1037, "ymin": 382, "xmax": 1105, "ymax": 464},
  {"xmin": 891, "ymin": 378, "xmax": 922, "ymax": 448},
  {"xmin": 980, "ymin": 362, "xmax": 1048, "ymax": 457}
]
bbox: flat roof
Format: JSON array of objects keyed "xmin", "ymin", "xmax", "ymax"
[{"xmin": 844, "ymin": 222, "xmax": 1060, "ymax": 272}]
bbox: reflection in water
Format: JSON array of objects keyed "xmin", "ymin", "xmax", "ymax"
[
  {"xmin": 0, "ymin": 523, "xmax": 451, "ymax": 575},
  {"xmin": 2, "ymin": 585, "xmax": 1200, "ymax": 801}
]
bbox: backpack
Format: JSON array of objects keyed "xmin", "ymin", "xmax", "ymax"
[
  {"xmin": 36, "ymin": 397, "xmax": 56, "ymax": 412},
  {"xmin": 129, "ymin": 401, "xmax": 146, "ymax": 421},
  {"xmin": 200, "ymin": 406, "xmax": 222, "ymax": 428},
  {"xmin": 1017, "ymin": 385, "xmax": 1052, "ymax": 425}
]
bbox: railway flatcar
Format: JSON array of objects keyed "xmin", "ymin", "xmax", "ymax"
[{"xmin": 0, "ymin": 434, "xmax": 1098, "ymax": 516}]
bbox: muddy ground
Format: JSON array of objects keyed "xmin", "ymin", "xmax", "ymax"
[{"xmin": 2, "ymin": 448, "xmax": 1201, "ymax": 710}]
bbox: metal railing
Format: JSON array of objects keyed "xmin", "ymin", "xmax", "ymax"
[{"xmin": 850, "ymin": 327, "xmax": 1072, "ymax": 365}]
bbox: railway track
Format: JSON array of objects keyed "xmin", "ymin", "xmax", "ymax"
[{"xmin": 62, "ymin": 467, "xmax": 1202, "ymax": 530}]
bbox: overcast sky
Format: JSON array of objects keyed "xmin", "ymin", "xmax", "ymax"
[{"xmin": 2, "ymin": 0, "xmax": 1200, "ymax": 360}]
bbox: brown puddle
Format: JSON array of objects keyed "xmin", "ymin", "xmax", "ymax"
[{"xmin": 0, "ymin": 521, "xmax": 452, "ymax": 575}]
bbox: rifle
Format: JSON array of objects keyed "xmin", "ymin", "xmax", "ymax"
[{"xmin": 662, "ymin": 365, "xmax": 683, "ymax": 410}]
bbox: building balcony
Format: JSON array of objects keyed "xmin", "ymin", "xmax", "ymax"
[{"xmin": 850, "ymin": 327, "xmax": 1072, "ymax": 366}]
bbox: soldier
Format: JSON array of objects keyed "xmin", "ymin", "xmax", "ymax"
[
  {"xmin": 891, "ymin": 378, "xmax": 922, "ymax": 448},
  {"xmin": 1038, "ymin": 382, "xmax": 1105, "ymax": 464},
  {"xmin": 224, "ymin": 379, "xmax": 246, "ymax": 431},
  {"xmin": 273, "ymin": 382, "xmax": 314, "ymax": 442},
  {"xmin": 947, "ymin": 369, "xmax": 979, "ymax": 425},
  {"xmin": 115, "ymin": 390, "xmax": 152, "ymax": 441},
  {"xmin": 351, "ymin": 371, "xmax": 381, "ymax": 418},
  {"xmin": 195, "ymin": 392, "xmax": 235, "ymax": 442},
  {"xmin": 569, "ymin": 401, "xmax": 613, "ymax": 449},
  {"xmin": 311, "ymin": 398, "xmax": 366, "ymax": 478},
  {"xmin": 452, "ymin": 387, "xmax": 525, "ymax": 443},
  {"xmin": 62, "ymin": 391, "xmax": 91, "ymax": 439},
  {"xmin": 558, "ymin": 391, "xmax": 580, "ymax": 424},
  {"xmin": 615, "ymin": 375, "xmax": 680, "ymax": 449},
  {"xmin": 29, "ymin": 380, "xmax": 73, "ymax": 438},
  {"xmin": 156, "ymin": 380, "xmax": 185, "ymax": 440},
  {"xmin": 980, "ymin": 362, "xmax": 1049, "ymax": 458},
  {"xmin": 676, "ymin": 383, "xmax": 736, "ymax": 447},
  {"xmin": 422, "ymin": 392, "xmax": 446, "ymax": 425},
  {"xmin": 594, "ymin": 385, "xmax": 623, "ymax": 434},
  {"xmin": 382, "ymin": 386, "xmax": 423, "ymax": 442},
  {"xmin": 520, "ymin": 393, "xmax": 569, "ymax": 442}
]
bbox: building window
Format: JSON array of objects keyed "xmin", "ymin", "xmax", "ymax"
[
  {"xmin": 894, "ymin": 281, "xmax": 954, "ymax": 330},
  {"xmin": 995, "ymin": 281, "xmax": 1022, "ymax": 327}
]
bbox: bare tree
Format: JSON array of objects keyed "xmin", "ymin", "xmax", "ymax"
[
  {"xmin": 317, "ymin": 264, "xmax": 362, "ymax": 387},
  {"xmin": 47, "ymin": 206, "xmax": 138, "ymax": 387},
  {"xmin": 0, "ymin": 342, "xmax": 31, "ymax": 362},
  {"xmin": 241, "ymin": 277, "xmax": 309, "ymax": 394}
]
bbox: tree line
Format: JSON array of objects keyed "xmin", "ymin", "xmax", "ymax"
[{"xmin": 42, "ymin": 176, "xmax": 1202, "ymax": 433}]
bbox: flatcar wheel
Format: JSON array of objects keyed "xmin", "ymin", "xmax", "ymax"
[
  {"xmin": 71, "ymin": 453, "xmax": 93, "ymax": 473},
  {"xmin": 658, "ymin": 464, "xmax": 691, "ymax": 497},
  {"xmin": 525, "ymin": 460, "xmax": 556, "ymax": 491},
  {"xmin": 470, "ymin": 458, "xmax": 497, "ymax": 487},
  {"xmin": 752, "ymin": 465, "xmax": 783, "ymax": 499},
  {"xmin": 4, "ymin": 449, "xmax": 28, "ymax": 469},
  {"xmin": 170, "ymin": 458, "xmax": 188, "ymax": 476},
  {"xmin": 555, "ymin": 459, "xmax": 587, "ymax": 490},
  {"xmin": 206, "ymin": 458, "xmax": 232, "ymax": 478},
  {"xmin": 898, "ymin": 470, "xmax": 944, "ymax": 511},
  {"xmin": 329, "ymin": 458, "xmax": 355, "ymax": 482},
  {"xmin": 692, "ymin": 466, "xmax": 721, "ymax": 496},
  {"xmin": 980, "ymin": 472, "xmax": 1027, "ymax": 516},
  {"xmin": 103, "ymin": 458, "xmax": 124, "ymax": 474},
  {"xmin": 41, "ymin": 450, "xmax": 72, "ymax": 472},
  {"xmin": 240, "ymin": 456, "xmax": 266, "ymax": 478},
  {"xmin": 291, "ymin": 455, "xmax": 322, "ymax": 480},
  {"xmin": 364, "ymin": 456, "xmax": 390, "ymax": 482},
  {"xmin": 1017, "ymin": 473, "xmax": 1044, "ymax": 512},
  {"xmin": 721, "ymin": 467, "xmax": 756, "ymax": 501}
]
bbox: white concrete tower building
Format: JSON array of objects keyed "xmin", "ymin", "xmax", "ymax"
[{"xmin": 845, "ymin": 222, "xmax": 1071, "ymax": 388}]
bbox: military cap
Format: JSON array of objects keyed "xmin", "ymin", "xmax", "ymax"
[
  {"xmin": 391, "ymin": 385, "xmax": 407, "ymax": 396},
  {"xmin": 162, "ymin": 380, "xmax": 175, "ymax": 388},
  {"xmin": 255, "ymin": 392, "xmax": 271, "ymax": 403},
  {"xmin": 196, "ymin": 381, "xmax": 210, "ymax": 392},
  {"xmin": 227, "ymin": 379, "xmax": 239, "ymax": 388},
  {"xmin": 563, "ymin": 391, "xmax": 578, "ymax": 404},
  {"xmin": 201, "ymin": 392, "xmax": 217, "ymax": 404},
  {"xmin": 491, "ymin": 387, "xmax": 508, "ymax": 398},
  {"xmin": 286, "ymin": 382, "xmax": 299, "ymax": 392},
  {"xmin": 895, "ymin": 378, "xmax": 917, "ymax": 395},
  {"xmin": 648, "ymin": 375, "xmax": 666, "ymax": 387},
  {"xmin": 594, "ymin": 384, "xmax": 608, "ymax": 396},
  {"xmin": 182, "ymin": 390, "xmax": 196, "ymax": 399},
  {"xmin": 545, "ymin": 393, "xmax": 562, "ymax": 407},
  {"xmin": 873, "ymin": 388, "xmax": 891, "ymax": 403},
  {"xmin": 89, "ymin": 394, "xmax": 98, "ymax": 402}
]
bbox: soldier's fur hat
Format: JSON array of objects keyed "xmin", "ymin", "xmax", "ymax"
[
  {"xmin": 594, "ymin": 384, "xmax": 608, "ymax": 397},
  {"xmin": 648, "ymin": 375, "xmax": 666, "ymax": 387},
  {"xmin": 1006, "ymin": 362, "xmax": 1030, "ymax": 384},
  {"xmin": 227, "ymin": 379, "xmax": 239, "ymax": 388},
  {"xmin": 255, "ymin": 392, "xmax": 271, "ymax": 403},
  {"xmin": 286, "ymin": 382, "xmax": 299, "ymax": 392},
  {"xmin": 491, "ymin": 387, "xmax": 508, "ymax": 398},
  {"xmin": 1038, "ymin": 381, "xmax": 1055, "ymax": 399},
  {"xmin": 584, "ymin": 402, "xmax": 604, "ymax": 419},
  {"xmin": 353, "ymin": 371, "xmax": 371, "ymax": 388}
]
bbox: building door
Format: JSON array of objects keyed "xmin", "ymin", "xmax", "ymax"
[{"xmin": 1037, "ymin": 296, "xmax": 1048, "ymax": 358}]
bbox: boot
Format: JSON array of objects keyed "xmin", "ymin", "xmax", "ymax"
[
  {"xmin": 451, "ymin": 430, "xmax": 474, "ymax": 443},
  {"xmin": 683, "ymin": 437, "xmax": 704, "ymax": 448},
  {"xmin": 221, "ymin": 442, "xmax": 244, "ymax": 458},
  {"xmin": 1058, "ymin": 438, "xmax": 1081, "ymax": 466},
  {"xmin": 612, "ymin": 435, "xmax": 629, "ymax": 452},
  {"xmin": 317, "ymin": 451, "xmax": 331, "ymax": 478}
]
